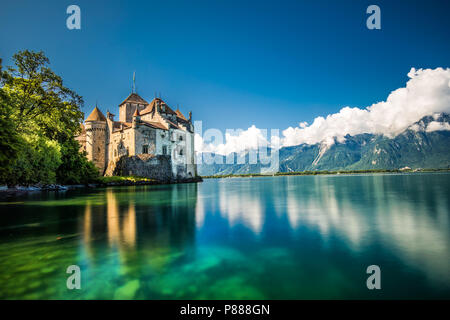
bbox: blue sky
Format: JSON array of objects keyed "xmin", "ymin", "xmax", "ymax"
[{"xmin": 1, "ymin": 0, "xmax": 449, "ymax": 133}]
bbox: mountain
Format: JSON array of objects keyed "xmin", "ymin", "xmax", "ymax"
[
  {"xmin": 197, "ymin": 150, "xmax": 277, "ymax": 176},
  {"xmin": 197, "ymin": 113, "xmax": 450, "ymax": 176}
]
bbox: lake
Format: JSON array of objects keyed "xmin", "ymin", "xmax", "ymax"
[{"xmin": 0, "ymin": 173, "xmax": 449, "ymax": 299}]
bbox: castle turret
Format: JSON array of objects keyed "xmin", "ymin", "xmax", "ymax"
[
  {"xmin": 85, "ymin": 106, "xmax": 107, "ymax": 174},
  {"xmin": 132, "ymin": 108, "xmax": 140, "ymax": 128}
]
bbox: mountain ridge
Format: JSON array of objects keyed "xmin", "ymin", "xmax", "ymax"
[{"xmin": 198, "ymin": 113, "xmax": 450, "ymax": 176}]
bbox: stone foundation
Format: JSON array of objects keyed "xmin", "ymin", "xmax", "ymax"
[{"xmin": 105, "ymin": 154, "xmax": 173, "ymax": 181}]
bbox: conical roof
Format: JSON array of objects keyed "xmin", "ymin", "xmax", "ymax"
[{"xmin": 86, "ymin": 106, "xmax": 107, "ymax": 122}]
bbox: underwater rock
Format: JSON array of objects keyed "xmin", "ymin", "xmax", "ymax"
[{"xmin": 114, "ymin": 279, "xmax": 140, "ymax": 300}]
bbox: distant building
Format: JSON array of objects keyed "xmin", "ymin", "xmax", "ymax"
[{"xmin": 76, "ymin": 93, "xmax": 197, "ymax": 180}]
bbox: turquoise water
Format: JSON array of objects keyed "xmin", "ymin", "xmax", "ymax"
[{"xmin": 0, "ymin": 173, "xmax": 449, "ymax": 299}]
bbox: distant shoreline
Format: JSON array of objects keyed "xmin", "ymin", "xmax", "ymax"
[{"xmin": 201, "ymin": 168, "xmax": 450, "ymax": 179}]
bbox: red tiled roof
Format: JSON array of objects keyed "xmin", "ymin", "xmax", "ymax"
[
  {"xmin": 141, "ymin": 120, "xmax": 168, "ymax": 130},
  {"xmin": 140, "ymin": 98, "xmax": 177, "ymax": 115},
  {"xmin": 119, "ymin": 93, "xmax": 149, "ymax": 106},
  {"xmin": 166, "ymin": 119, "xmax": 180, "ymax": 129},
  {"xmin": 112, "ymin": 121, "xmax": 132, "ymax": 132}
]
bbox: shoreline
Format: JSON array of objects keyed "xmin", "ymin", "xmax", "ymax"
[
  {"xmin": 0, "ymin": 176, "xmax": 203, "ymax": 196},
  {"xmin": 201, "ymin": 168, "xmax": 450, "ymax": 179},
  {"xmin": 1, "ymin": 168, "xmax": 449, "ymax": 195}
]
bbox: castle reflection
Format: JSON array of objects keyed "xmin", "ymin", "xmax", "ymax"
[
  {"xmin": 79, "ymin": 174, "xmax": 449, "ymax": 290},
  {"xmin": 81, "ymin": 184, "xmax": 198, "ymax": 271},
  {"xmin": 0, "ymin": 174, "xmax": 448, "ymax": 299}
]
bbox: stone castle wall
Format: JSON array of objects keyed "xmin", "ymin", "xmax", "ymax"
[
  {"xmin": 105, "ymin": 154, "xmax": 173, "ymax": 181},
  {"xmin": 120, "ymin": 103, "xmax": 146, "ymax": 123}
]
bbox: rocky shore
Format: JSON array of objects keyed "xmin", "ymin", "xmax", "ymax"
[{"xmin": 0, "ymin": 176, "xmax": 203, "ymax": 196}]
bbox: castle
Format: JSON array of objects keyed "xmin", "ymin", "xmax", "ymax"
[{"xmin": 76, "ymin": 92, "xmax": 197, "ymax": 181}]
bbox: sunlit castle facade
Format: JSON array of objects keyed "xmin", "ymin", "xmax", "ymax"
[{"xmin": 76, "ymin": 92, "xmax": 197, "ymax": 180}]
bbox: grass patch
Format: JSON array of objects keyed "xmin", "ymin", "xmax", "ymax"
[{"xmin": 97, "ymin": 176, "xmax": 157, "ymax": 184}]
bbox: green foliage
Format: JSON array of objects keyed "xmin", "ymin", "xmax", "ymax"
[
  {"xmin": 0, "ymin": 50, "xmax": 99, "ymax": 186},
  {"xmin": 0, "ymin": 62, "xmax": 22, "ymax": 180},
  {"xmin": 56, "ymin": 138, "xmax": 99, "ymax": 185},
  {"xmin": 3, "ymin": 50, "xmax": 84, "ymax": 141},
  {"xmin": 5, "ymin": 134, "xmax": 62, "ymax": 186}
]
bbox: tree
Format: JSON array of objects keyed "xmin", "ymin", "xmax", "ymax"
[
  {"xmin": 0, "ymin": 50, "xmax": 98, "ymax": 185},
  {"xmin": 0, "ymin": 59, "xmax": 22, "ymax": 182},
  {"xmin": 56, "ymin": 138, "xmax": 99, "ymax": 185},
  {"xmin": 5, "ymin": 134, "xmax": 62, "ymax": 186},
  {"xmin": 3, "ymin": 50, "xmax": 84, "ymax": 142}
]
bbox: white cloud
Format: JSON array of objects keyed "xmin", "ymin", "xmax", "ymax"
[
  {"xmin": 196, "ymin": 68, "xmax": 450, "ymax": 154},
  {"xmin": 426, "ymin": 121, "xmax": 450, "ymax": 132},
  {"xmin": 282, "ymin": 67, "xmax": 450, "ymax": 147},
  {"xmin": 195, "ymin": 126, "xmax": 278, "ymax": 155}
]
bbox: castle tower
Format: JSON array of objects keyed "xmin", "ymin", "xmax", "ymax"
[
  {"xmin": 119, "ymin": 93, "xmax": 148, "ymax": 123},
  {"xmin": 85, "ymin": 106, "xmax": 108, "ymax": 174}
]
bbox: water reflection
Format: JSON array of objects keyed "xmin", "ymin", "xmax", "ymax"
[
  {"xmin": 76, "ymin": 185, "xmax": 198, "ymax": 294},
  {"xmin": 196, "ymin": 174, "xmax": 450, "ymax": 287},
  {"xmin": 0, "ymin": 174, "xmax": 449, "ymax": 299},
  {"xmin": 83, "ymin": 191, "xmax": 137, "ymax": 261},
  {"xmin": 218, "ymin": 180, "xmax": 265, "ymax": 233}
]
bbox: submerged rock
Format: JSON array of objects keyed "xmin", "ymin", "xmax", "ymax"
[{"xmin": 114, "ymin": 280, "xmax": 140, "ymax": 300}]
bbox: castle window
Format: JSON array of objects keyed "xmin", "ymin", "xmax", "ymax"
[
  {"xmin": 179, "ymin": 135, "xmax": 183, "ymax": 141},
  {"xmin": 142, "ymin": 145, "xmax": 149, "ymax": 154},
  {"xmin": 162, "ymin": 145, "xmax": 167, "ymax": 155},
  {"xmin": 179, "ymin": 148, "xmax": 184, "ymax": 156}
]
